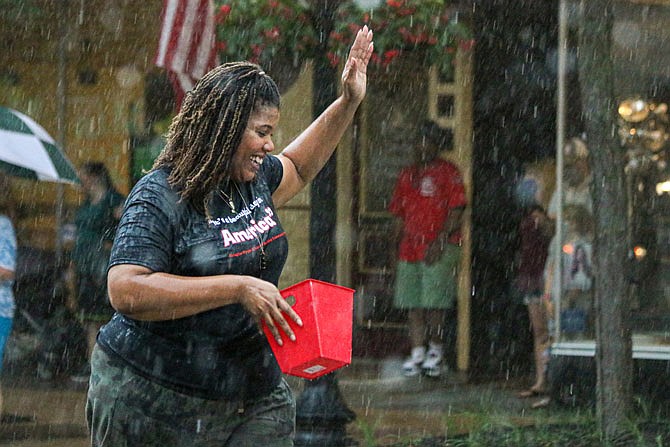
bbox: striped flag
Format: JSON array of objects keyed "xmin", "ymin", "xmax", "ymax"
[{"xmin": 155, "ymin": 0, "xmax": 218, "ymax": 108}]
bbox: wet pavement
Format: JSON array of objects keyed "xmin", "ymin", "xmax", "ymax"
[{"xmin": 0, "ymin": 356, "xmax": 542, "ymax": 446}]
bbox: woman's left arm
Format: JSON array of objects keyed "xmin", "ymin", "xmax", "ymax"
[{"xmin": 273, "ymin": 25, "xmax": 373, "ymax": 207}]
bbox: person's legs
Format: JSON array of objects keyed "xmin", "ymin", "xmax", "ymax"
[
  {"xmin": 72, "ymin": 271, "xmax": 113, "ymax": 383},
  {"xmin": 418, "ymin": 244, "xmax": 460, "ymax": 377},
  {"xmin": 527, "ymin": 298, "xmax": 550, "ymax": 392},
  {"xmin": 70, "ymin": 319, "xmax": 101, "ymax": 383},
  {"xmin": 0, "ymin": 316, "xmax": 13, "ymax": 417},
  {"xmin": 425, "ymin": 309, "xmax": 446, "ymax": 346},
  {"xmin": 394, "ymin": 262, "xmax": 428, "ymax": 376},
  {"xmin": 421, "ymin": 309, "xmax": 446, "ymax": 377},
  {"xmin": 89, "ymin": 346, "xmax": 293, "ymax": 447},
  {"xmin": 402, "ymin": 309, "xmax": 427, "ymax": 376},
  {"xmin": 225, "ymin": 379, "xmax": 295, "ymax": 447},
  {"xmin": 407, "ymin": 309, "xmax": 426, "ymax": 348}
]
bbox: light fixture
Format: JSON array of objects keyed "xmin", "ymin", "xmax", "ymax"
[
  {"xmin": 656, "ymin": 180, "xmax": 670, "ymax": 195},
  {"xmin": 618, "ymin": 98, "xmax": 650, "ymax": 123},
  {"xmin": 633, "ymin": 245, "xmax": 647, "ymax": 260},
  {"xmin": 618, "ymin": 97, "xmax": 670, "ymax": 172}
]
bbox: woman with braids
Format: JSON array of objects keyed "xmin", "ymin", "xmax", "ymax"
[{"xmin": 87, "ymin": 26, "xmax": 373, "ymax": 446}]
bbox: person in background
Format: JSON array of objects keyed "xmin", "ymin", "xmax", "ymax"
[
  {"xmin": 529, "ymin": 204, "xmax": 593, "ymax": 410},
  {"xmin": 547, "ymin": 136, "xmax": 591, "ymax": 221},
  {"xmin": 529, "ymin": 137, "xmax": 591, "ymax": 408},
  {"xmin": 69, "ymin": 162, "xmax": 125, "ymax": 383},
  {"xmin": 87, "ymin": 26, "xmax": 373, "ymax": 446},
  {"xmin": 390, "ymin": 120, "xmax": 467, "ymax": 378},
  {"xmin": 514, "ymin": 203, "xmax": 553, "ymax": 399},
  {"xmin": 0, "ymin": 173, "xmax": 16, "ymax": 416}
]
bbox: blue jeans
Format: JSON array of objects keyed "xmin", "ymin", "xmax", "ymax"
[{"xmin": 0, "ymin": 316, "xmax": 12, "ymax": 374}]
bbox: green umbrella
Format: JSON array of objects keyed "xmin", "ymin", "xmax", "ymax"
[{"xmin": 0, "ymin": 106, "xmax": 79, "ymax": 184}]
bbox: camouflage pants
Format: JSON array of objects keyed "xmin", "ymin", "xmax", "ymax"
[{"xmin": 86, "ymin": 346, "xmax": 295, "ymax": 447}]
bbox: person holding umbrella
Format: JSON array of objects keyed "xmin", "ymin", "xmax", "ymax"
[{"xmin": 0, "ymin": 173, "xmax": 17, "ymax": 416}]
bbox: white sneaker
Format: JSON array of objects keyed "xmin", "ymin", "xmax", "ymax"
[
  {"xmin": 402, "ymin": 346, "xmax": 426, "ymax": 377},
  {"xmin": 421, "ymin": 346, "xmax": 443, "ymax": 378}
]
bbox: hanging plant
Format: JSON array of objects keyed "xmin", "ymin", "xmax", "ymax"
[
  {"xmin": 214, "ymin": 0, "xmax": 475, "ymax": 79},
  {"xmin": 214, "ymin": 0, "xmax": 318, "ymax": 90},
  {"xmin": 330, "ymin": 0, "xmax": 475, "ymax": 77}
]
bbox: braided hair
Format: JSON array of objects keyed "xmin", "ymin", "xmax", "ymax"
[{"xmin": 153, "ymin": 62, "xmax": 280, "ymax": 213}]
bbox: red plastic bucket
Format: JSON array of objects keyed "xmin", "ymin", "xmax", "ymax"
[{"xmin": 262, "ymin": 279, "xmax": 355, "ymax": 379}]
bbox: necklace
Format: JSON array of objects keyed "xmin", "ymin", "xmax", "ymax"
[
  {"xmin": 232, "ymin": 182, "xmax": 268, "ymax": 271},
  {"xmin": 218, "ymin": 184, "xmax": 236, "ymax": 214}
]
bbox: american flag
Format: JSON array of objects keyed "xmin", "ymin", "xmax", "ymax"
[{"xmin": 155, "ymin": 0, "xmax": 218, "ymax": 109}]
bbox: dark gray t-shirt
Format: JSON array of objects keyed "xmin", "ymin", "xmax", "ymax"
[{"xmin": 98, "ymin": 155, "xmax": 288, "ymax": 400}]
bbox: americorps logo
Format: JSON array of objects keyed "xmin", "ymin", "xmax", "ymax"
[{"xmin": 219, "ymin": 206, "xmax": 278, "ymax": 248}]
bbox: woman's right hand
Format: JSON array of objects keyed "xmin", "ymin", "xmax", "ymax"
[{"xmin": 237, "ymin": 277, "xmax": 303, "ymax": 346}]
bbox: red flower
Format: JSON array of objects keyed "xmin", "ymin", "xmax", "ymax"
[
  {"xmin": 382, "ymin": 49, "xmax": 401, "ymax": 66},
  {"xmin": 264, "ymin": 26, "xmax": 281, "ymax": 41},
  {"xmin": 327, "ymin": 52, "xmax": 340, "ymax": 67},
  {"xmin": 400, "ymin": 29, "xmax": 420, "ymax": 45},
  {"xmin": 215, "ymin": 4, "xmax": 231, "ymax": 23},
  {"xmin": 251, "ymin": 44, "xmax": 264, "ymax": 58},
  {"xmin": 268, "ymin": 0, "xmax": 279, "ymax": 8},
  {"xmin": 330, "ymin": 31, "xmax": 349, "ymax": 44},
  {"xmin": 386, "ymin": 0, "xmax": 404, "ymax": 8},
  {"xmin": 459, "ymin": 39, "xmax": 476, "ymax": 51},
  {"xmin": 216, "ymin": 41, "xmax": 227, "ymax": 52}
]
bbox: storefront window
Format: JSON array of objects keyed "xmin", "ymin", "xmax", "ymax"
[{"xmin": 553, "ymin": 1, "xmax": 670, "ymax": 358}]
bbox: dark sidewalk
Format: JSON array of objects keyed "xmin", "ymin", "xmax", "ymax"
[{"xmin": 0, "ymin": 356, "xmax": 549, "ymax": 446}]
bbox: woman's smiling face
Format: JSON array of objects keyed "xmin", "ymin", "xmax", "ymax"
[{"xmin": 230, "ymin": 105, "xmax": 280, "ymax": 183}]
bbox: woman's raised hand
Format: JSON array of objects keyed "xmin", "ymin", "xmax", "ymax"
[
  {"xmin": 237, "ymin": 277, "xmax": 303, "ymax": 346},
  {"xmin": 341, "ymin": 25, "xmax": 374, "ymax": 105}
]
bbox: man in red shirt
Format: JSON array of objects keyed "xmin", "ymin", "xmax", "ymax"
[{"xmin": 389, "ymin": 121, "xmax": 467, "ymax": 378}]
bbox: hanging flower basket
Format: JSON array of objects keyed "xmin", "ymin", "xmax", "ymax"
[
  {"xmin": 214, "ymin": 0, "xmax": 475, "ymax": 86},
  {"xmin": 214, "ymin": 0, "xmax": 316, "ymax": 92},
  {"xmin": 329, "ymin": 0, "xmax": 474, "ymax": 78}
]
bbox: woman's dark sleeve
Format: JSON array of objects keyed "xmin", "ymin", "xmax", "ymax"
[
  {"xmin": 261, "ymin": 155, "xmax": 284, "ymax": 193},
  {"xmin": 109, "ymin": 177, "xmax": 177, "ymax": 273}
]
